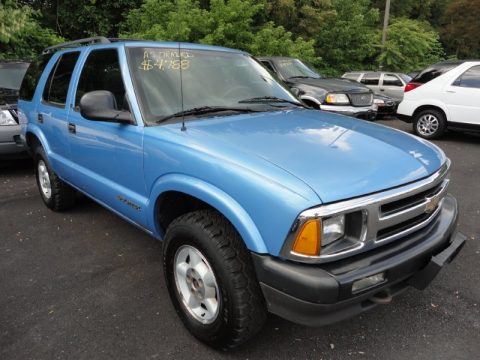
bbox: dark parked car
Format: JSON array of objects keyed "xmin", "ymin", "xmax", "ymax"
[
  {"xmin": 374, "ymin": 93, "xmax": 398, "ymax": 118},
  {"xmin": 257, "ymin": 56, "xmax": 377, "ymax": 120},
  {"xmin": 0, "ymin": 60, "xmax": 30, "ymax": 159}
]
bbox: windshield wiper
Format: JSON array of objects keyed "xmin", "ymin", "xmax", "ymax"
[
  {"xmin": 156, "ymin": 106, "xmax": 259, "ymax": 123},
  {"xmin": 238, "ymin": 96, "xmax": 303, "ymax": 107},
  {"xmin": 287, "ymin": 75, "xmax": 311, "ymax": 79}
]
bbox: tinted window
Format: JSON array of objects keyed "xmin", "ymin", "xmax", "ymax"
[
  {"xmin": 19, "ymin": 55, "xmax": 52, "ymax": 101},
  {"xmin": 43, "ymin": 52, "xmax": 80, "ymax": 106},
  {"xmin": 261, "ymin": 61, "xmax": 275, "ymax": 73},
  {"xmin": 383, "ymin": 74, "xmax": 403, "ymax": 87},
  {"xmin": 453, "ymin": 65, "xmax": 480, "ymax": 89},
  {"xmin": 361, "ymin": 73, "xmax": 380, "ymax": 85},
  {"xmin": 0, "ymin": 62, "xmax": 29, "ymax": 90},
  {"xmin": 413, "ymin": 62, "xmax": 461, "ymax": 84},
  {"xmin": 75, "ymin": 49, "xmax": 126, "ymax": 109}
]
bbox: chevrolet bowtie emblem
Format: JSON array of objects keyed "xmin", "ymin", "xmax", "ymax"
[{"xmin": 425, "ymin": 195, "xmax": 440, "ymax": 214}]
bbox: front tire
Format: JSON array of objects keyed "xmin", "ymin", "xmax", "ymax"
[
  {"xmin": 163, "ymin": 210, "xmax": 267, "ymax": 349},
  {"xmin": 34, "ymin": 146, "xmax": 76, "ymax": 211},
  {"xmin": 413, "ymin": 109, "xmax": 446, "ymax": 139}
]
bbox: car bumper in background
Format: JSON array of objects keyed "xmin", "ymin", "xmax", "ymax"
[
  {"xmin": 320, "ymin": 104, "xmax": 378, "ymax": 121},
  {"xmin": 0, "ymin": 125, "xmax": 28, "ymax": 159},
  {"xmin": 252, "ymin": 194, "xmax": 464, "ymax": 327}
]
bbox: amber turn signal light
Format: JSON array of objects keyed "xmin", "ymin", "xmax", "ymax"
[{"xmin": 292, "ymin": 219, "xmax": 321, "ymax": 256}]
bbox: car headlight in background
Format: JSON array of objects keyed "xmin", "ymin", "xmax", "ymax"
[
  {"xmin": 0, "ymin": 110, "xmax": 17, "ymax": 126},
  {"xmin": 325, "ymin": 93, "xmax": 350, "ymax": 105},
  {"xmin": 373, "ymin": 98, "xmax": 385, "ymax": 106}
]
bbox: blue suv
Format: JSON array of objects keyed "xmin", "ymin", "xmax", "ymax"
[{"xmin": 18, "ymin": 37, "xmax": 465, "ymax": 349}]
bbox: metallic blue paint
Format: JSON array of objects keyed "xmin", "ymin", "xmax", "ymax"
[{"xmin": 20, "ymin": 41, "xmax": 447, "ymax": 257}]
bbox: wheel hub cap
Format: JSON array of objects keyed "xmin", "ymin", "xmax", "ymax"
[
  {"xmin": 417, "ymin": 114, "xmax": 439, "ymax": 136},
  {"xmin": 174, "ymin": 245, "xmax": 220, "ymax": 324},
  {"xmin": 38, "ymin": 160, "xmax": 52, "ymax": 199}
]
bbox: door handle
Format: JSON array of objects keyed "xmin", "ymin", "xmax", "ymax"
[
  {"xmin": 446, "ymin": 89, "xmax": 456, "ymax": 93},
  {"xmin": 68, "ymin": 122, "xmax": 76, "ymax": 134},
  {"xmin": 37, "ymin": 113, "xmax": 43, "ymax": 123}
]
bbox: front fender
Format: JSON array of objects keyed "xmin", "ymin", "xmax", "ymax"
[{"xmin": 147, "ymin": 173, "xmax": 268, "ymax": 254}]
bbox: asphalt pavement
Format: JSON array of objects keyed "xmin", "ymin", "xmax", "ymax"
[{"xmin": 1, "ymin": 119, "xmax": 479, "ymax": 359}]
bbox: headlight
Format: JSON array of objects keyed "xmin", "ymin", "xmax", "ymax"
[
  {"xmin": 0, "ymin": 110, "xmax": 16, "ymax": 126},
  {"xmin": 325, "ymin": 93, "xmax": 350, "ymax": 105},
  {"xmin": 373, "ymin": 98, "xmax": 385, "ymax": 105},
  {"xmin": 284, "ymin": 210, "xmax": 366, "ymax": 261}
]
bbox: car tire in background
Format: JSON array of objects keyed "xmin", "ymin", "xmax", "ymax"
[
  {"xmin": 163, "ymin": 209, "xmax": 267, "ymax": 349},
  {"xmin": 34, "ymin": 146, "xmax": 76, "ymax": 211},
  {"xmin": 413, "ymin": 108, "xmax": 446, "ymax": 139}
]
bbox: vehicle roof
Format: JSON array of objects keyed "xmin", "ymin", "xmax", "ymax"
[
  {"xmin": 256, "ymin": 56, "xmax": 296, "ymax": 61},
  {"xmin": 45, "ymin": 38, "xmax": 246, "ymax": 56},
  {"xmin": 344, "ymin": 70, "xmax": 408, "ymax": 75},
  {"xmin": 430, "ymin": 59, "xmax": 480, "ymax": 67}
]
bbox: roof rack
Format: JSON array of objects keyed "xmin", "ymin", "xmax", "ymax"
[{"xmin": 42, "ymin": 36, "xmax": 111, "ymax": 54}]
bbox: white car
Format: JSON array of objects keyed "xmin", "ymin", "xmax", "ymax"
[{"xmin": 397, "ymin": 60, "xmax": 480, "ymax": 139}]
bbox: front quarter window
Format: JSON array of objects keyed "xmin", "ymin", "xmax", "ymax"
[{"xmin": 126, "ymin": 47, "xmax": 301, "ymax": 124}]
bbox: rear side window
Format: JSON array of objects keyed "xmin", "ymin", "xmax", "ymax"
[
  {"xmin": 75, "ymin": 49, "xmax": 126, "ymax": 110},
  {"xmin": 413, "ymin": 62, "xmax": 460, "ymax": 84},
  {"xmin": 19, "ymin": 55, "xmax": 52, "ymax": 101},
  {"xmin": 383, "ymin": 74, "xmax": 403, "ymax": 87},
  {"xmin": 361, "ymin": 73, "xmax": 380, "ymax": 85},
  {"xmin": 43, "ymin": 52, "xmax": 80, "ymax": 106},
  {"xmin": 453, "ymin": 65, "xmax": 480, "ymax": 89}
]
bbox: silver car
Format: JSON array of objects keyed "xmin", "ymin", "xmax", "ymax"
[
  {"xmin": 0, "ymin": 61, "xmax": 29, "ymax": 160},
  {"xmin": 342, "ymin": 71, "xmax": 412, "ymax": 101}
]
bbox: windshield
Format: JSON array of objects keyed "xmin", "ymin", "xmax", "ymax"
[
  {"xmin": 274, "ymin": 59, "xmax": 321, "ymax": 79},
  {"xmin": 127, "ymin": 47, "xmax": 301, "ymax": 123},
  {"xmin": 399, "ymin": 74, "xmax": 412, "ymax": 83},
  {"xmin": 0, "ymin": 62, "xmax": 29, "ymax": 90}
]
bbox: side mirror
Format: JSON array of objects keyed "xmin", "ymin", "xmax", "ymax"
[
  {"xmin": 79, "ymin": 90, "xmax": 132, "ymax": 124},
  {"xmin": 290, "ymin": 87, "xmax": 301, "ymax": 97}
]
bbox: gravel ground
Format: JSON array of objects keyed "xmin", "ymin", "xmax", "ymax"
[{"xmin": 1, "ymin": 119, "xmax": 479, "ymax": 359}]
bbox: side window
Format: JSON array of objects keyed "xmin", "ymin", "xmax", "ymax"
[
  {"xmin": 361, "ymin": 73, "xmax": 380, "ymax": 85},
  {"xmin": 19, "ymin": 54, "xmax": 52, "ymax": 101},
  {"xmin": 261, "ymin": 61, "xmax": 276, "ymax": 74},
  {"xmin": 383, "ymin": 74, "xmax": 403, "ymax": 87},
  {"xmin": 453, "ymin": 66, "xmax": 480, "ymax": 89},
  {"xmin": 43, "ymin": 52, "xmax": 80, "ymax": 106},
  {"xmin": 75, "ymin": 49, "xmax": 127, "ymax": 110}
]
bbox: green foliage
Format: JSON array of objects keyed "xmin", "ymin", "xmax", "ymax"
[
  {"xmin": 315, "ymin": 0, "xmax": 379, "ymax": 75},
  {"xmin": 441, "ymin": 0, "xmax": 480, "ymax": 59},
  {"xmin": 377, "ymin": 18, "xmax": 444, "ymax": 72},
  {"xmin": 121, "ymin": 0, "xmax": 320, "ymax": 64},
  {"xmin": 0, "ymin": 2, "xmax": 62, "ymax": 60}
]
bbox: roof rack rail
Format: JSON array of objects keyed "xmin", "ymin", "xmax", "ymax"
[
  {"xmin": 42, "ymin": 36, "xmax": 111, "ymax": 54},
  {"xmin": 108, "ymin": 38, "xmax": 146, "ymax": 43}
]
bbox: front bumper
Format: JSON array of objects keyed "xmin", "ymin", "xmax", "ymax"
[
  {"xmin": 252, "ymin": 194, "xmax": 465, "ymax": 327},
  {"xmin": 0, "ymin": 124, "xmax": 27, "ymax": 159},
  {"xmin": 320, "ymin": 104, "xmax": 377, "ymax": 121}
]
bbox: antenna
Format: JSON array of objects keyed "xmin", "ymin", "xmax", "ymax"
[{"xmin": 176, "ymin": 0, "xmax": 187, "ymax": 131}]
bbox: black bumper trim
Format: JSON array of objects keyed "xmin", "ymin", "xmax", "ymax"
[{"xmin": 252, "ymin": 195, "xmax": 465, "ymax": 326}]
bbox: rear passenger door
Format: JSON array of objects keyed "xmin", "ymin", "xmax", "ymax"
[
  {"xmin": 67, "ymin": 48, "xmax": 148, "ymax": 227},
  {"xmin": 380, "ymin": 73, "xmax": 405, "ymax": 100},
  {"xmin": 444, "ymin": 65, "xmax": 480, "ymax": 125},
  {"xmin": 360, "ymin": 73, "xmax": 381, "ymax": 94},
  {"xmin": 35, "ymin": 51, "xmax": 80, "ymax": 177}
]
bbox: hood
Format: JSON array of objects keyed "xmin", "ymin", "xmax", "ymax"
[
  {"xmin": 178, "ymin": 109, "xmax": 445, "ymax": 204},
  {"xmin": 289, "ymin": 77, "xmax": 371, "ymax": 93},
  {"xmin": 0, "ymin": 88, "xmax": 19, "ymax": 106}
]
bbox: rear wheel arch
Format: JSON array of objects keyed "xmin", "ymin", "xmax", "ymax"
[{"xmin": 413, "ymin": 105, "xmax": 448, "ymax": 123}]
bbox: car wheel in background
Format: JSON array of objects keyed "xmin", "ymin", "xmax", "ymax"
[
  {"xmin": 163, "ymin": 209, "xmax": 267, "ymax": 349},
  {"xmin": 34, "ymin": 146, "xmax": 76, "ymax": 211},
  {"xmin": 413, "ymin": 109, "xmax": 446, "ymax": 139}
]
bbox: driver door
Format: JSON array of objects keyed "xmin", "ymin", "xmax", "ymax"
[{"xmin": 67, "ymin": 48, "xmax": 148, "ymax": 227}]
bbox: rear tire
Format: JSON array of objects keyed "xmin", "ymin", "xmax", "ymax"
[
  {"xmin": 34, "ymin": 146, "xmax": 76, "ymax": 211},
  {"xmin": 163, "ymin": 210, "xmax": 267, "ymax": 349},
  {"xmin": 413, "ymin": 109, "xmax": 446, "ymax": 139}
]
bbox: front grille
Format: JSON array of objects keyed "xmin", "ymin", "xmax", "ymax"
[{"xmin": 349, "ymin": 93, "xmax": 373, "ymax": 106}]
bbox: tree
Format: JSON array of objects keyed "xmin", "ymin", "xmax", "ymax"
[
  {"xmin": 441, "ymin": 0, "xmax": 480, "ymax": 59},
  {"xmin": 0, "ymin": 1, "xmax": 62, "ymax": 60},
  {"xmin": 121, "ymin": 0, "xmax": 319, "ymax": 64},
  {"xmin": 377, "ymin": 18, "xmax": 444, "ymax": 72},
  {"xmin": 315, "ymin": 0, "xmax": 379, "ymax": 75}
]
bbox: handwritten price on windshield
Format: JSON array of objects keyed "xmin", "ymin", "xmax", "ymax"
[{"xmin": 140, "ymin": 51, "xmax": 191, "ymax": 71}]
